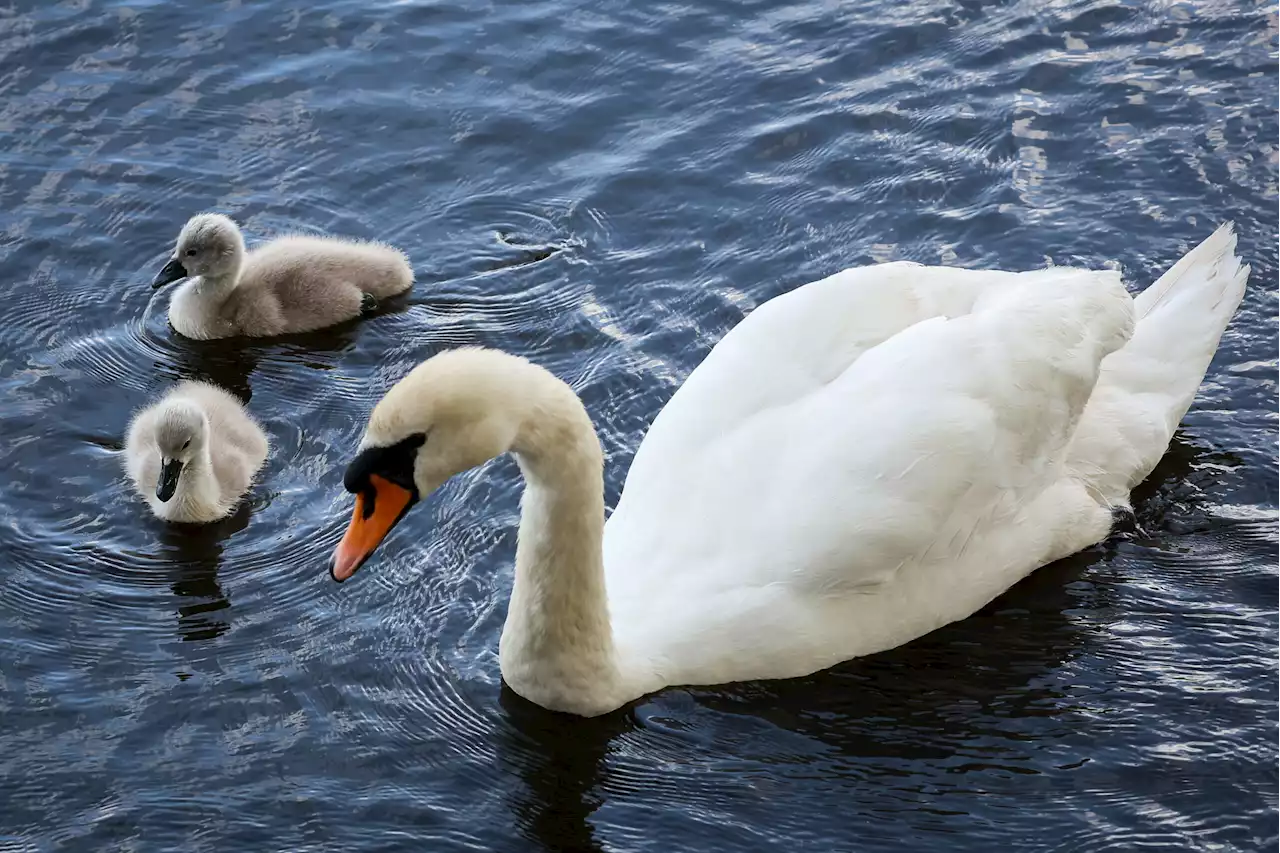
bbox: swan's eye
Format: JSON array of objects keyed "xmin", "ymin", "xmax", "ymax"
[{"xmin": 185, "ymin": 248, "xmax": 198, "ymax": 257}]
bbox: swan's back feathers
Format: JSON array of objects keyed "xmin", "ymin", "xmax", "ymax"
[
  {"xmin": 615, "ymin": 261, "xmax": 1126, "ymax": 517},
  {"xmin": 221, "ymin": 236, "xmax": 414, "ymax": 336},
  {"xmin": 245, "ymin": 235, "xmax": 414, "ymax": 301},
  {"xmin": 1066, "ymin": 223, "xmax": 1249, "ymax": 501},
  {"xmin": 619, "ymin": 263, "xmax": 1004, "ymax": 505},
  {"xmin": 631, "ymin": 263, "xmax": 1021, "ymax": 456},
  {"xmin": 607, "ymin": 263, "xmax": 1136, "ymax": 684}
]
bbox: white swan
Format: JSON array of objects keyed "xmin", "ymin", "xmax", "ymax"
[
  {"xmin": 125, "ymin": 380, "xmax": 269, "ymax": 523},
  {"xmin": 151, "ymin": 213, "xmax": 414, "ymax": 339},
  {"xmin": 329, "ymin": 225, "xmax": 1248, "ymax": 716}
]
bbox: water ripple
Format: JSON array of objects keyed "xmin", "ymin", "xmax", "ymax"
[{"xmin": 0, "ymin": 0, "xmax": 1273, "ymax": 851}]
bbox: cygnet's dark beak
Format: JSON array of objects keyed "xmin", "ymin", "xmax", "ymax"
[
  {"xmin": 152, "ymin": 257, "xmax": 188, "ymax": 289},
  {"xmin": 156, "ymin": 458, "xmax": 183, "ymax": 502}
]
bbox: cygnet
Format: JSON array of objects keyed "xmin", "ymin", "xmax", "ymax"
[
  {"xmin": 151, "ymin": 213, "xmax": 414, "ymax": 339},
  {"xmin": 124, "ymin": 380, "xmax": 269, "ymax": 523}
]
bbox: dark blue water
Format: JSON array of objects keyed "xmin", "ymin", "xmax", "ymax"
[{"xmin": 0, "ymin": 0, "xmax": 1275, "ymax": 850}]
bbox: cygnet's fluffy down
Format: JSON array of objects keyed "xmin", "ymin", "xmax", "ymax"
[
  {"xmin": 124, "ymin": 380, "xmax": 269, "ymax": 523},
  {"xmin": 151, "ymin": 213, "xmax": 414, "ymax": 339}
]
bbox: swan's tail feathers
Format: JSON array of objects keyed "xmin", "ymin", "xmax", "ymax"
[
  {"xmin": 1066, "ymin": 224, "xmax": 1249, "ymax": 501},
  {"xmin": 362, "ymin": 245, "xmax": 416, "ymax": 299},
  {"xmin": 1124, "ymin": 223, "xmax": 1249, "ymax": 410},
  {"xmin": 1133, "ymin": 222, "xmax": 1248, "ymax": 321}
]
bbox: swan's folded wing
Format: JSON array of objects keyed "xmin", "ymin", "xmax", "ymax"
[
  {"xmin": 618, "ymin": 262, "xmax": 1048, "ymax": 508},
  {"xmin": 606, "ymin": 267, "xmax": 1135, "ymax": 604}
]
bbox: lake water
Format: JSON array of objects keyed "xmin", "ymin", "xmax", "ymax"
[{"xmin": 0, "ymin": 0, "xmax": 1275, "ymax": 850}]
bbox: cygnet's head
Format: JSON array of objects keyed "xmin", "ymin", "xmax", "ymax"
[
  {"xmin": 329, "ymin": 348, "xmax": 575, "ymax": 583},
  {"xmin": 152, "ymin": 213, "xmax": 245, "ymax": 289},
  {"xmin": 152, "ymin": 401, "xmax": 208, "ymax": 502}
]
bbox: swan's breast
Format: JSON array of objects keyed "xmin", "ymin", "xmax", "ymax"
[{"xmin": 168, "ymin": 282, "xmax": 232, "ymax": 340}]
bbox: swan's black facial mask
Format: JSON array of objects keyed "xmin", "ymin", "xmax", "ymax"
[
  {"xmin": 152, "ymin": 257, "xmax": 188, "ymax": 289},
  {"xmin": 341, "ymin": 433, "xmax": 425, "ymax": 499},
  {"xmin": 330, "ymin": 433, "xmax": 426, "ymax": 583}
]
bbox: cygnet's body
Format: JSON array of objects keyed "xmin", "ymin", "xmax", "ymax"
[
  {"xmin": 124, "ymin": 380, "xmax": 269, "ymax": 523},
  {"xmin": 152, "ymin": 213, "xmax": 414, "ymax": 340}
]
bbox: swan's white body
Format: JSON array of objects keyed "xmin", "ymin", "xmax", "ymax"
[
  {"xmin": 124, "ymin": 381, "xmax": 269, "ymax": 523},
  {"xmin": 341, "ymin": 225, "xmax": 1248, "ymax": 716}
]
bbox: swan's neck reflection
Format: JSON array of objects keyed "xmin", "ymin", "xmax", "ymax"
[{"xmin": 497, "ymin": 683, "xmax": 634, "ymax": 853}]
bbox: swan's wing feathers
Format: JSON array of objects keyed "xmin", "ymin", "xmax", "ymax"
[
  {"xmin": 609, "ymin": 267, "xmax": 1135, "ymax": 603},
  {"xmin": 801, "ymin": 269, "xmax": 1133, "ymax": 587},
  {"xmin": 622, "ymin": 262, "xmax": 1044, "ymax": 500}
]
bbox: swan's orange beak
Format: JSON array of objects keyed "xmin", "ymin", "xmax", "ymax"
[{"xmin": 330, "ymin": 474, "xmax": 416, "ymax": 583}]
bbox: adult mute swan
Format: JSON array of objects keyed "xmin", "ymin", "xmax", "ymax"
[
  {"xmin": 125, "ymin": 380, "xmax": 269, "ymax": 523},
  {"xmin": 151, "ymin": 213, "xmax": 413, "ymax": 339},
  {"xmin": 330, "ymin": 225, "xmax": 1248, "ymax": 716}
]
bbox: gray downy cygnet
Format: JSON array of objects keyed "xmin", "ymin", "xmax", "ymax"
[
  {"xmin": 124, "ymin": 380, "xmax": 269, "ymax": 523},
  {"xmin": 151, "ymin": 213, "xmax": 414, "ymax": 339}
]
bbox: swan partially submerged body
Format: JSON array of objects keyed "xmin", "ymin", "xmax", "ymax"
[
  {"xmin": 151, "ymin": 213, "xmax": 414, "ymax": 339},
  {"xmin": 329, "ymin": 225, "xmax": 1248, "ymax": 716},
  {"xmin": 124, "ymin": 380, "xmax": 269, "ymax": 523}
]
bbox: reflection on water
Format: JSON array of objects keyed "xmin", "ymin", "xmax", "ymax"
[
  {"xmin": 157, "ymin": 505, "xmax": 250, "ymax": 643},
  {"xmin": 148, "ymin": 311, "xmax": 371, "ymax": 402},
  {"xmin": 0, "ymin": 0, "xmax": 1273, "ymax": 850},
  {"xmin": 498, "ymin": 685, "xmax": 632, "ymax": 853}
]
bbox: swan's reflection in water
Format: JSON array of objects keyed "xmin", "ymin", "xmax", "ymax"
[
  {"xmin": 497, "ymin": 685, "xmax": 632, "ymax": 853},
  {"xmin": 156, "ymin": 320, "xmax": 371, "ymax": 406},
  {"xmin": 155, "ymin": 504, "xmax": 251, "ymax": 643}
]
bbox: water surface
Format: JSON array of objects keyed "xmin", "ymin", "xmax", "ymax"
[{"xmin": 0, "ymin": 0, "xmax": 1275, "ymax": 850}]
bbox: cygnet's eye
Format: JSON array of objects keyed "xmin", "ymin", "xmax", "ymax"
[
  {"xmin": 184, "ymin": 248, "xmax": 198, "ymax": 257},
  {"xmin": 182, "ymin": 439, "xmax": 191, "ymax": 449}
]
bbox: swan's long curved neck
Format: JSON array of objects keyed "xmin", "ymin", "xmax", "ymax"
[{"xmin": 498, "ymin": 401, "xmax": 625, "ymax": 716}]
